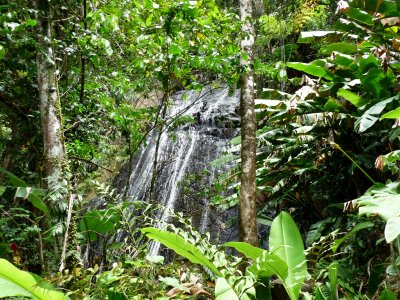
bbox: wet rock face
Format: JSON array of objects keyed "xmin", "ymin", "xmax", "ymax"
[{"xmin": 116, "ymin": 87, "xmax": 240, "ymax": 253}]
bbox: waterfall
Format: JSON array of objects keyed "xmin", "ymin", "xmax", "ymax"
[{"xmin": 120, "ymin": 86, "xmax": 240, "ymax": 255}]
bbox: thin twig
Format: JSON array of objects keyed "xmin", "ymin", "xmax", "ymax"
[{"xmin": 69, "ymin": 156, "xmax": 113, "ymax": 173}]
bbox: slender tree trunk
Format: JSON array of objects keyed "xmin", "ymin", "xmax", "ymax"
[
  {"xmin": 33, "ymin": 0, "xmax": 66, "ymax": 186},
  {"xmin": 239, "ymin": 0, "xmax": 258, "ymax": 246},
  {"xmin": 32, "ymin": 0, "xmax": 78, "ymax": 271}
]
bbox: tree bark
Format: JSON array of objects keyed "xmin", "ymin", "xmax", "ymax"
[
  {"xmin": 239, "ymin": 0, "xmax": 258, "ymax": 246},
  {"xmin": 33, "ymin": 0, "xmax": 66, "ymax": 185},
  {"xmin": 32, "ymin": 0, "xmax": 78, "ymax": 271}
]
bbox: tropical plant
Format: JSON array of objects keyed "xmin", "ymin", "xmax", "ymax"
[
  {"xmin": 249, "ymin": 0, "xmax": 400, "ymax": 296},
  {"xmin": 0, "ymin": 258, "xmax": 69, "ymax": 299},
  {"xmin": 142, "ymin": 211, "xmax": 307, "ymax": 299}
]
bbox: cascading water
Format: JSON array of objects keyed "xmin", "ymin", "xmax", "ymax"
[{"xmin": 119, "ymin": 86, "xmax": 240, "ymax": 255}]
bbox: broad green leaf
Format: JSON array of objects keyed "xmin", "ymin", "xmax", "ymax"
[
  {"xmin": 0, "ymin": 259, "xmax": 68, "ymax": 299},
  {"xmin": 360, "ymin": 68, "xmax": 385, "ymax": 98},
  {"xmin": 357, "ymin": 0, "xmax": 399, "ymax": 17},
  {"xmin": 14, "ymin": 187, "xmax": 49, "ymax": 216},
  {"xmin": 141, "ymin": 227, "xmax": 222, "ymax": 276},
  {"xmin": 323, "ymin": 42, "xmax": 357, "ymax": 55},
  {"xmin": 355, "ymin": 97, "xmax": 395, "ymax": 132},
  {"xmin": 334, "ymin": 53, "xmax": 355, "ymax": 67},
  {"xmin": 0, "ymin": 168, "xmax": 49, "ymax": 216},
  {"xmin": 222, "ymin": 242, "xmax": 263, "ymax": 260},
  {"xmin": 381, "ymin": 107, "xmax": 400, "ymax": 119},
  {"xmin": 215, "ymin": 277, "xmax": 238, "ymax": 300},
  {"xmin": 346, "ymin": 7, "xmax": 374, "ymax": 25},
  {"xmin": 331, "ymin": 221, "xmax": 374, "ymax": 253},
  {"xmin": 215, "ymin": 277, "xmax": 254, "ymax": 300},
  {"xmin": 337, "ymin": 88, "xmax": 367, "ymax": 107},
  {"xmin": 269, "ymin": 212, "xmax": 307, "ymax": 300},
  {"xmin": 353, "ymin": 182, "xmax": 400, "ymax": 243},
  {"xmin": 384, "ymin": 216, "xmax": 400, "ymax": 243},
  {"xmin": 379, "ymin": 288, "xmax": 397, "ymax": 300},
  {"xmin": 359, "ymin": 54, "xmax": 379, "ymax": 73},
  {"xmin": 0, "ymin": 167, "xmax": 27, "ymax": 187},
  {"xmin": 247, "ymin": 252, "xmax": 288, "ymax": 280},
  {"xmin": 355, "ymin": 182, "xmax": 400, "ymax": 221},
  {"xmin": 79, "ymin": 208, "xmax": 121, "ymax": 241},
  {"xmin": 379, "ymin": 150, "xmax": 400, "ymax": 167},
  {"xmin": 287, "ymin": 62, "xmax": 333, "ymax": 80}
]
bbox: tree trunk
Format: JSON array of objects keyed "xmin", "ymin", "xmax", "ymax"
[
  {"xmin": 32, "ymin": 0, "xmax": 77, "ymax": 271},
  {"xmin": 239, "ymin": 0, "xmax": 258, "ymax": 246},
  {"xmin": 33, "ymin": 0, "xmax": 66, "ymax": 186}
]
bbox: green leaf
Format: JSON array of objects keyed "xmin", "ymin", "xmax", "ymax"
[
  {"xmin": 158, "ymin": 276, "xmax": 180, "ymax": 288},
  {"xmin": 381, "ymin": 107, "xmax": 400, "ymax": 119},
  {"xmin": 26, "ymin": 19, "xmax": 37, "ymax": 27},
  {"xmin": 355, "ymin": 97, "xmax": 395, "ymax": 132},
  {"xmin": 79, "ymin": 208, "xmax": 121, "ymax": 241},
  {"xmin": 247, "ymin": 252, "xmax": 288, "ymax": 280},
  {"xmin": 145, "ymin": 14, "xmax": 153, "ymax": 26},
  {"xmin": 353, "ymin": 182, "xmax": 400, "ymax": 243},
  {"xmin": 346, "ymin": 7, "xmax": 374, "ymax": 25},
  {"xmin": 337, "ymin": 89, "xmax": 367, "ymax": 107},
  {"xmin": 379, "ymin": 288, "xmax": 397, "ymax": 300},
  {"xmin": 328, "ymin": 262, "xmax": 338, "ymax": 300},
  {"xmin": 286, "ymin": 62, "xmax": 333, "ymax": 80},
  {"xmin": 0, "ymin": 167, "xmax": 27, "ymax": 187},
  {"xmin": 323, "ymin": 42, "xmax": 357, "ymax": 55},
  {"xmin": 0, "ymin": 259, "xmax": 69, "ymax": 299},
  {"xmin": 331, "ymin": 221, "xmax": 374, "ymax": 253},
  {"xmin": 169, "ymin": 44, "xmax": 181, "ymax": 55},
  {"xmin": 0, "ymin": 45, "xmax": 5, "ymax": 59},
  {"xmin": 385, "ymin": 216, "xmax": 400, "ymax": 243},
  {"xmin": 141, "ymin": 227, "xmax": 222, "ymax": 277},
  {"xmin": 360, "ymin": 68, "xmax": 385, "ymax": 98},
  {"xmin": 269, "ymin": 212, "xmax": 307, "ymax": 300},
  {"xmin": 334, "ymin": 54, "xmax": 355, "ymax": 67},
  {"xmin": 222, "ymin": 242, "xmax": 264, "ymax": 260},
  {"xmin": 359, "ymin": 55, "xmax": 379, "ymax": 73},
  {"xmin": 0, "ymin": 168, "xmax": 49, "ymax": 216},
  {"xmin": 215, "ymin": 277, "xmax": 239, "ymax": 300}
]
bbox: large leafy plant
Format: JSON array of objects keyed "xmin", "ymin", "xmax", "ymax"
[
  {"xmin": 142, "ymin": 211, "xmax": 307, "ymax": 300},
  {"xmin": 246, "ymin": 0, "xmax": 400, "ymax": 296},
  {"xmin": 0, "ymin": 258, "xmax": 68, "ymax": 299}
]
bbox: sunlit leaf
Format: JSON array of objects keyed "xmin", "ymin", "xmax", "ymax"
[
  {"xmin": 381, "ymin": 107, "xmax": 400, "ymax": 119},
  {"xmin": 141, "ymin": 227, "xmax": 222, "ymax": 276},
  {"xmin": 269, "ymin": 212, "xmax": 307, "ymax": 300},
  {"xmin": 0, "ymin": 259, "xmax": 69, "ymax": 299},
  {"xmin": 286, "ymin": 62, "xmax": 333, "ymax": 80},
  {"xmin": 355, "ymin": 97, "xmax": 395, "ymax": 132},
  {"xmin": 337, "ymin": 88, "xmax": 367, "ymax": 107}
]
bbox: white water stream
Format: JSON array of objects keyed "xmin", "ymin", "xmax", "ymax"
[{"xmin": 123, "ymin": 87, "xmax": 240, "ymax": 256}]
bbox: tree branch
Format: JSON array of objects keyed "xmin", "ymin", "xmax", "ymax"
[{"xmin": 69, "ymin": 156, "xmax": 114, "ymax": 173}]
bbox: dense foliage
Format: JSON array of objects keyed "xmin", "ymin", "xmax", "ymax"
[{"xmin": 1, "ymin": 0, "xmax": 400, "ymax": 299}]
